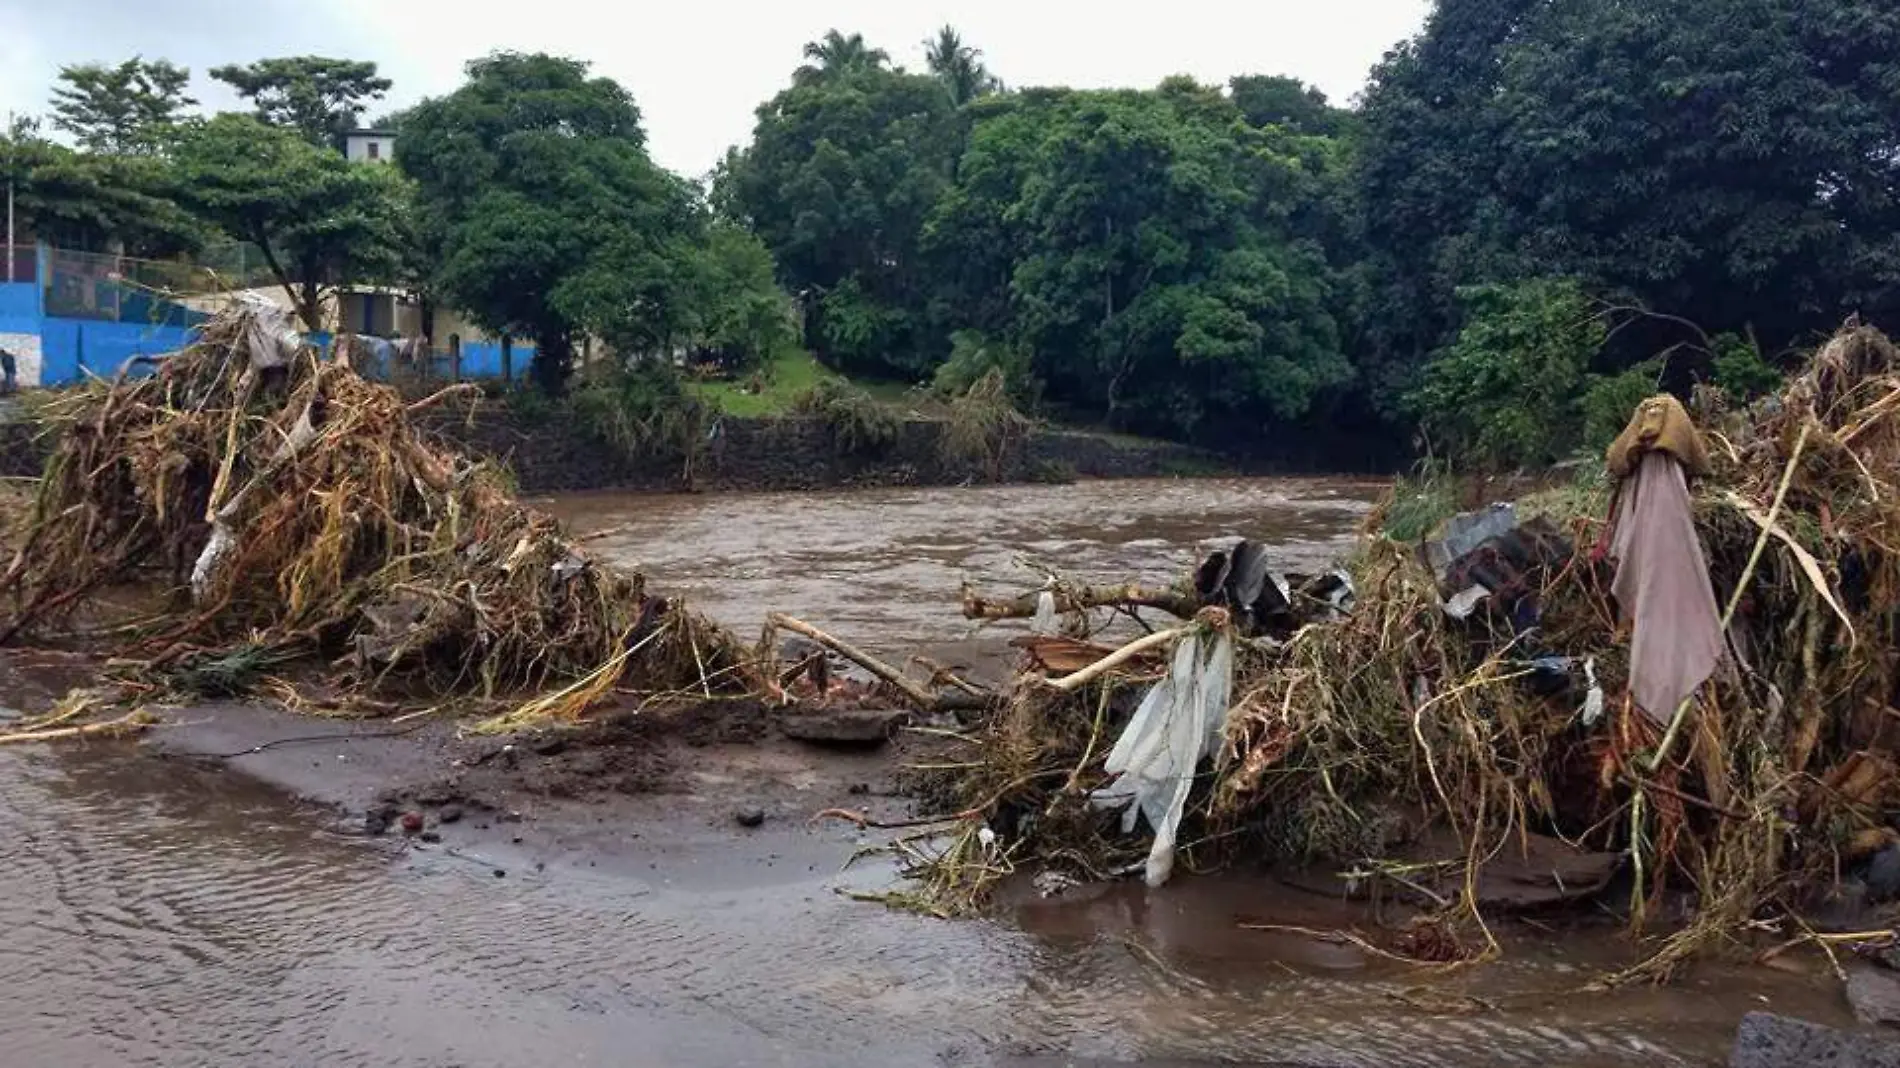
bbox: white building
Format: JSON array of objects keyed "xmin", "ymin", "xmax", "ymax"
[{"xmin": 341, "ymin": 128, "xmax": 397, "ymax": 164}]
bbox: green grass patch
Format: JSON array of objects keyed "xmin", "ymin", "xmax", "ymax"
[{"xmin": 688, "ymin": 348, "xmax": 833, "ymax": 417}]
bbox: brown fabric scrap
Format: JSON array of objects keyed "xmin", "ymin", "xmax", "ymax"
[
  {"xmin": 1607, "ymin": 394, "xmax": 1711, "ymax": 478},
  {"xmin": 1609, "ymin": 451, "xmax": 1724, "ymax": 724}
]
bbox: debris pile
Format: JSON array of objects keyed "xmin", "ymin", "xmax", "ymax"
[
  {"xmin": 909, "ymin": 320, "xmax": 1900, "ymax": 979},
  {"xmin": 0, "ymin": 301, "xmax": 741, "ymax": 727}
]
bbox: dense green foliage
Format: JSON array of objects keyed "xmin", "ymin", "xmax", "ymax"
[
  {"xmin": 1, "ymin": 125, "xmax": 204, "ymax": 255},
  {"xmin": 172, "ymin": 115, "xmax": 411, "ymax": 329},
  {"xmin": 15, "ymin": 0, "xmax": 1900, "ymax": 466},
  {"xmin": 49, "ymin": 59, "xmax": 195, "ymax": 155},
  {"xmin": 210, "ymin": 57, "xmax": 393, "ymax": 147},
  {"xmin": 398, "ymin": 53, "xmax": 703, "ymax": 392}
]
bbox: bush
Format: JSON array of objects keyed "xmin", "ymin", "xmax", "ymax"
[
  {"xmin": 1380, "ymin": 461, "xmax": 1462, "ymax": 542},
  {"xmin": 791, "ymin": 378, "xmax": 900, "ymax": 456},
  {"xmin": 1580, "ymin": 357, "xmax": 1665, "ymax": 453},
  {"xmin": 932, "ymin": 330, "xmax": 1042, "ymax": 408},
  {"xmin": 940, "ymin": 369, "xmax": 1035, "ymax": 481},
  {"xmin": 568, "ymin": 364, "xmax": 718, "ymax": 483},
  {"xmin": 1408, "ymin": 278, "xmax": 1606, "ymax": 471},
  {"xmin": 1710, "ymin": 333, "xmax": 1783, "ymax": 401}
]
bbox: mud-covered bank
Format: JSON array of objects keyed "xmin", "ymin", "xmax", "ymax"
[
  {"xmin": 0, "ymin": 399, "xmax": 1399, "ymax": 494},
  {"xmin": 0, "ymin": 646, "xmax": 1879, "ymax": 1068}
]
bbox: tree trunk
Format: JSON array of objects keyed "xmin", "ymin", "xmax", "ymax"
[{"xmin": 531, "ymin": 331, "xmax": 572, "ymax": 395}]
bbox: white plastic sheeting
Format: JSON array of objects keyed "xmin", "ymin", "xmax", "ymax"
[
  {"xmin": 1090, "ymin": 629, "xmax": 1235, "ymax": 888},
  {"xmin": 1031, "ymin": 590, "xmax": 1057, "ymax": 635}
]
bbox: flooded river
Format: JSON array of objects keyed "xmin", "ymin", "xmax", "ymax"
[
  {"xmin": 0, "ymin": 478, "xmax": 1853, "ymax": 1066},
  {"xmin": 540, "ymin": 477, "xmax": 1385, "ymax": 670}
]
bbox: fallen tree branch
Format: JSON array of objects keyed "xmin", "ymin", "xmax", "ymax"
[
  {"xmin": 767, "ymin": 612, "xmax": 990, "ymax": 714},
  {"xmin": 0, "ymin": 708, "xmax": 158, "ymax": 745},
  {"xmin": 1042, "ymin": 625, "xmax": 1192, "ymax": 693},
  {"xmin": 961, "ymin": 582, "xmax": 1199, "ymax": 621}
]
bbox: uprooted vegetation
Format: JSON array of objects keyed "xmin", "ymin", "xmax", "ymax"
[
  {"xmin": 0, "ymin": 302, "xmax": 744, "ymax": 733},
  {"xmin": 11, "ymin": 299, "xmax": 1900, "ymax": 989},
  {"xmin": 890, "ymin": 320, "xmax": 1900, "ymax": 983}
]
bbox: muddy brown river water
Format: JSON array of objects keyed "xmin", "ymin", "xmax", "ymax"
[{"xmin": 0, "ymin": 478, "xmax": 1858, "ymax": 1066}]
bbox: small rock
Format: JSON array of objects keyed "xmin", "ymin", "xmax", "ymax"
[
  {"xmin": 419, "ymin": 830, "xmax": 442, "ymax": 844},
  {"xmin": 847, "ymin": 783, "xmax": 870, "ymax": 796},
  {"xmin": 1731, "ymin": 1012, "xmax": 1900, "ymax": 1068},
  {"xmin": 399, "ymin": 811, "xmax": 425, "ymax": 835},
  {"xmin": 438, "ymin": 804, "xmax": 464, "ymax": 825},
  {"xmin": 493, "ymin": 868, "xmax": 506, "ymax": 879},
  {"xmin": 1850, "ymin": 967, "xmax": 1900, "ymax": 1028},
  {"xmin": 1870, "ymin": 844, "xmax": 1900, "ymax": 903},
  {"xmin": 511, "ymin": 836, "xmax": 523, "ymax": 845},
  {"xmin": 734, "ymin": 806, "xmax": 766, "ymax": 828},
  {"xmin": 364, "ymin": 805, "xmax": 399, "ymax": 836},
  {"xmin": 532, "ymin": 736, "xmax": 568, "ymax": 756}
]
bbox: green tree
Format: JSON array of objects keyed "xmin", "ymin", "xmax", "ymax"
[
  {"xmin": 49, "ymin": 57, "xmax": 197, "ymax": 155},
  {"xmin": 1407, "ymin": 278, "xmax": 1606, "ymax": 470},
  {"xmin": 1353, "ymin": 0, "xmax": 1542, "ymax": 415},
  {"xmin": 923, "ymin": 85, "xmax": 1349, "ymax": 439},
  {"xmin": 1487, "ymin": 0, "xmax": 1900, "ymax": 348},
  {"xmin": 1356, "ymin": 0, "xmax": 1900, "ymax": 424},
  {"xmin": 398, "ymin": 52, "xmax": 698, "ymax": 393},
  {"xmin": 210, "ymin": 57, "xmax": 393, "ymax": 148},
  {"xmin": 172, "ymin": 115, "xmax": 410, "ymax": 329},
  {"xmin": 923, "ymin": 26, "xmax": 1002, "ymax": 106},
  {"xmin": 794, "ymin": 31, "xmax": 890, "ymax": 85},
  {"xmin": 722, "ymin": 56, "xmax": 959, "ymax": 377},
  {"xmin": 1228, "ymin": 75, "xmax": 1349, "ymax": 137},
  {"xmin": 684, "ymin": 223, "xmax": 796, "ymax": 370},
  {"xmin": 1, "ymin": 124, "xmax": 203, "ymax": 255}
]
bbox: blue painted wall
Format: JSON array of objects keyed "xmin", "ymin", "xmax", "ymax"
[
  {"xmin": 0, "ymin": 282, "xmax": 39, "ymax": 326},
  {"xmin": 14, "ymin": 247, "xmax": 533, "ymax": 386},
  {"xmin": 456, "ymin": 340, "xmax": 530, "ymax": 380},
  {"xmin": 39, "ymin": 319, "xmax": 196, "ymax": 383}
]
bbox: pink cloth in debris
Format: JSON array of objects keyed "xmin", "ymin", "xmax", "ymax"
[{"xmin": 1610, "ymin": 451, "xmax": 1725, "ymax": 724}]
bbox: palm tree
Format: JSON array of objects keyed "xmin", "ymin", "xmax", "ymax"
[
  {"xmin": 923, "ymin": 25, "xmax": 1002, "ymax": 106},
  {"xmin": 794, "ymin": 31, "xmax": 890, "ymax": 86}
]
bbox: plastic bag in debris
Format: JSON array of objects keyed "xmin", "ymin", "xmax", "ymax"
[
  {"xmin": 189, "ymin": 523, "xmax": 236, "ymax": 601},
  {"xmin": 1031, "ymin": 590, "xmax": 1057, "ymax": 635},
  {"xmin": 1091, "ymin": 629, "xmax": 1234, "ymax": 888},
  {"xmin": 235, "ymin": 296, "xmax": 304, "ymax": 372}
]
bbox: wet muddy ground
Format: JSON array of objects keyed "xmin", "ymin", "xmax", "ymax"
[{"xmin": 0, "ymin": 477, "xmax": 1877, "ymax": 1066}]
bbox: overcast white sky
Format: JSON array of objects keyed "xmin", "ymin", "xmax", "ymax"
[{"xmin": 0, "ymin": 0, "xmax": 1430, "ymax": 178}]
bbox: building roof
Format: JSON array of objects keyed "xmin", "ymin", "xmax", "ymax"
[{"xmin": 343, "ymin": 129, "xmax": 396, "ymax": 139}]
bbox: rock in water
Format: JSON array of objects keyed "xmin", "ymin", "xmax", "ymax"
[
  {"xmin": 1731, "ymin": 1013, "xmax": 1900, "ymax": 1067},
  {"xmin": 438, "ymin": 804, "xmax": 464, "ymax": 825},
  {"xmin": 734, "ymin": 807, "xmax": 766, "ymax": 828}
]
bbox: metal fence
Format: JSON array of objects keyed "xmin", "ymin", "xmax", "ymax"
[{"xmin": 40, "ymin": 247, "xmax": 220, "ymax": 326}]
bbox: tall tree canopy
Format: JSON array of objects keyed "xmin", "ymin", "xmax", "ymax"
[
  {"xmin": 1, "ymin": 127, "xmax": 204, "ymax": 255},
  {"xmin": 172, "ymin": 114, "xmax": 410, "ymax": 329},
  {"xmin": 49, "ymin": 57, "xmax": 196, "ymax": 155},
  {"xmin": 1357, "ymin": 0, "xmax": 1900, "ymax": 433},
  {"xmin": 398, "ymin": 52, "xmax": 700, "ymax": 392},
  {"xmin": 794, "ymin": 31, "xmax": 890, "ymax": 85},
  {"xmin": 721, "ymin": 57, "xmax": 960, "ymax": 377},
  {"xmin": 210, "ymin": 56, "xmax": 393, "ymax": 147},
  {"xmin": 923, "ymin": 26, "xmax": 1002, "ymax": 107},
  {"xmin": 924, "ymin": 82, "xmax": 1350, "ymax": 438}
]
